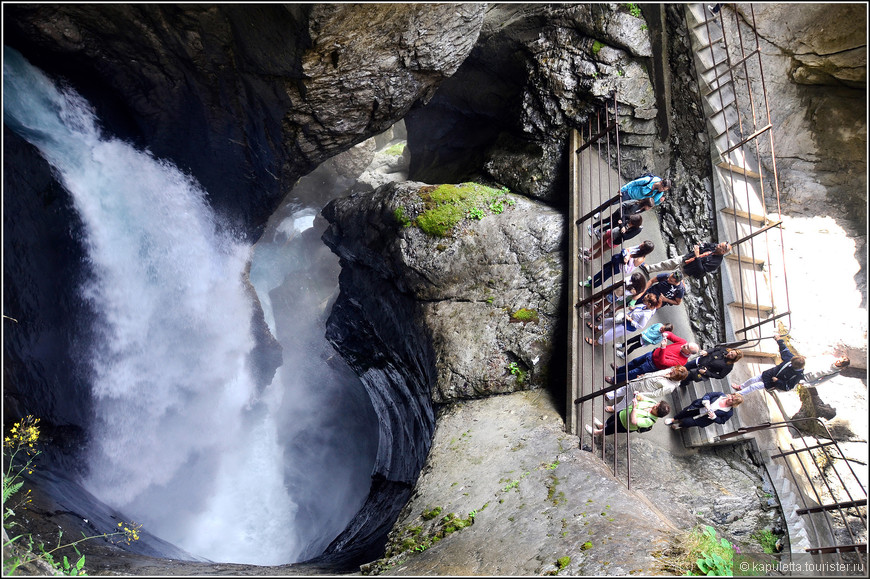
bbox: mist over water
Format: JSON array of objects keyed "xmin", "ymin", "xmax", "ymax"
[{"xmin": 4, "ymin": 46, "xmax": 377, "ymax": 565}]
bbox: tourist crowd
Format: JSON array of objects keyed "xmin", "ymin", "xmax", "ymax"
[{"xmin": 580, "ymin": 173, "xmax": 849, "ymax": 440}]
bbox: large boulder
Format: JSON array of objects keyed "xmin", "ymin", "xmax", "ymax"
[{"xmin": 322, "ymin": 181, "xmax": 565, "ymax": 405}]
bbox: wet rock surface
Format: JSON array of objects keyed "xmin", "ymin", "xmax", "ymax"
[
  {"xmin": 363, "ymin": 390, "xmax": 675, "ymax": 576},
  {"xmin": 323, "ymin": 181, "xmax": 566, "ymax": 404}
]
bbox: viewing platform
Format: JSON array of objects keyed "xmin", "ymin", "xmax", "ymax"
[{"xmin": 565, "ymin": 3, "xmax": 866, "ymax": 565}]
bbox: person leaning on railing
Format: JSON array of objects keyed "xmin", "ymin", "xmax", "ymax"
[
  {"xmin": 615, "ymin": 322, "xmax": 674, "ymax": 360},
  {"xmin": 607, "ymin": 330, "xmax": 699, "ymax": 384},
  {"xmin": 582, "ymin": 214, "xmax": 644, "ymax": 261},
  {"xmin": 643, "ymin": 241, "xmax": 731, "ymax": 278},
  {"xmin": 618, "ymin": 174, "xmax": 671, "ymax": 206},
  {"xmin": 583, "ymin": 271, "xmax": 648, "ymax": 322},
  {"xmin": 588, "ymin": 197, "xmax": 654, "ymax": 233},
  {"xmin": 585, "ymin": 292, "xmax": 661, "ymax": 347},
  {"xmin": 582, "ymin": 240, "xmax": 655, "ymax": 289},
  {"xmin": 605, "ymin": 365, "xmax": 689, "ymax": 413}
]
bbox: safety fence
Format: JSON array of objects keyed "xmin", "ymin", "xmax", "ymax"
[{"xmin": 565, "ymin": 2, "xmax": 866, "ymax": 563}]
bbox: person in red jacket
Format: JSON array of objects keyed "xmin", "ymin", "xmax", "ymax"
[{"xmin": 606, "ymin": 331, "xmax": 699, "ymax": 384}]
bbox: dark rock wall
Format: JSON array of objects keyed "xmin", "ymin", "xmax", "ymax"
[
  {"xmin": 2, "ymin": 129, "xmax": 94, "ymax": 454},
  {"xmin": 405, "ymin": 3, "xmax": 665, "ymax": 203},
  {"xmin": 4, "ymin": 3, "xmax": 485, "ymax": 240},
  {"xmin": 658, "ymin": 4, "xmax": 724, "ymax": 346},
  {"xmin": 318, "ymin": 181, "xmax": 565, "ymax": 560}
]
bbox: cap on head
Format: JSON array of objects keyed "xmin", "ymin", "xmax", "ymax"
[{"xmin": 670, "ymin": 270, "xmax": 683, "ymax": 282}]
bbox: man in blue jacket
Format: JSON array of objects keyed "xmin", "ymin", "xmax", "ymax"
[{"xmin": 619, "ymin": 174, "xmax": 671, "ymax": 206}]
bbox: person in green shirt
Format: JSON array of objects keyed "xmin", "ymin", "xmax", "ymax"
[{"xmin": 585, "ymin": 392, "xmax": 670, "ymax": 437}]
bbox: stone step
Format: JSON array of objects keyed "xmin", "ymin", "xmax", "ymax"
[
  {"xmin": 693, "ymin": 40, "xmax": 729, "ymax": 74},
  {"xmin": 758, "ymin": 448, "xmax": 823, "ymax": 554},
  {"xmin": 716, "ymin": 161, "xmax": 762, "ymax": 180},
  {"xmin": 728, "ymin": 301, "xmax": 774, "ymax": 315},
  {"xmin": 706, "ymin": 102, "xmax": 740, "ymax": 138},
  {"xmin": 724, "ymin": 252, "xmax": 765, "ymax": 267},
  {"xmin": 684, "ymin": 2, "xmax": 717, "ymax": 25},
  {"xmin": 719, "ymin": 206, "xmax": 769, "ymax": 226},
  {"xmin": 700, "ymin": 81, "xmax": 736, "ymax": 113}
]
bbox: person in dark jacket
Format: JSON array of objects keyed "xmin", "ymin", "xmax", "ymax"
[
  {"xmin": 678, "ymin": 347, "xmax": 743, "ymax": 389},
  {"xmin": 587, "ymin": 198, "xmax": 654, "ymax": 234},
  {"xmin": 644, "ymin": 241, "xmax": 731, "ymax": 279},
  {"xmin": 666, "ymin": 392, "xmax": 743, "ymax": 430},
  {"xmin": 583, "ymin": 214, "xmax": 644, "ymax": 261},
  {"xmin": 732, "ymin": 335, "xmax": 805, "ymax": 395}
]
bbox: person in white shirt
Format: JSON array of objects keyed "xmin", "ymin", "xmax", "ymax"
[
  {"xmin": 605, "ymin": 366, "xmax": 689, "ymax": 413},
  {"xmin": 585, "ymin": 292, "xmax": 661, "ymax": 347}
]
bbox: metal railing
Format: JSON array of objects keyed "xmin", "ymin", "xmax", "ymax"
[
  {"xmin": 567, "ymin": 94, "xmax": 639, "ymax": 487},
  {"xmin": 693, "ymin": 3, "xmax": 793, "ymax": 350},
  {"xmin": 718, "ymin": 417, "xmax": 867, "ymax": 565}
]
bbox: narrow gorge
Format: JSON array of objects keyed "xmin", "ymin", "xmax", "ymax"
[{"xmin": 3, "ymin": 3, "xmax": 865, "ymax": 576}]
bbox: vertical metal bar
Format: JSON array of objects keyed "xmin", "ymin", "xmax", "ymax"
[
  {"xmin": 585, "ymin": 117, "xmax": 595, "ymax": 449},
  {"xmin": 569, "ymin": 128, "xmax": 581, "ymax": 438},
  {"xmin": 788, "ymin": 442, "xmax": 843, "ymax": 562},
  {"xmin": 597, "ymin": 108, "xmax": 612, "ymax": 470},
  {"xmin": 805, "ymin": 443, "xmax": 860, "ymax": 550},
  {"xmin": 612, "ymin": 93, "xmax": 630, "ymax": 489}
]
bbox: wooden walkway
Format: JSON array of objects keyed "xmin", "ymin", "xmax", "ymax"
[{"xmin": 566, "ymin": 2, "xmax": 866, "ymax": 560}]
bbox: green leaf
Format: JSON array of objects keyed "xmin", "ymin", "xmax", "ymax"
[
  {"xmin": 3, "ymin": 480, "xmax": 23, "ymax": 502},
  {"xmin": 703, "ymin": 525, "xmax": 716, "ymax": 537},
  {"xmin": 75, "ymin": 554, "xmax": 85, "ymax": 570}
]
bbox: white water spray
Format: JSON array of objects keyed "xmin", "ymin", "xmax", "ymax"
[{"xmin": 4, "ymin": 47, "xmax": 302, "ymax": 564}]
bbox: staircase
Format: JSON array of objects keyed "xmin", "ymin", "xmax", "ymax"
[{"xmin": 681, "ymin": 3, "xmax": 818, "ymax": 557}]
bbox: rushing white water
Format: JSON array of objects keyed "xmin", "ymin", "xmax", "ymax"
[{"xmin": 4, "ymin": 46, "xmax": 303, "ymax": 564}]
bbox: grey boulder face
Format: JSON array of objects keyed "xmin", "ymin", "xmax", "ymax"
[
  {"xmin": 322, "ymin": 181, "xmax": 565, "ymax": 404},
  {"xmin": 4, "ymin": 3, "xmax": 485, "ymax": 239}
]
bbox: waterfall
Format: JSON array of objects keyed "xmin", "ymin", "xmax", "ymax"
[{"xmin": 3, "ymin": 46, "xmax": 308, "ymax": 565}]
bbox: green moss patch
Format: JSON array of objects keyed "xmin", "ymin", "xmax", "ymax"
[
  {"xmin": 510, "ymin": 307, "xmax": 539, "ymax": 325},
  {"xmin": 414, "ymin": 182, "xmax": 513, "ymax": 237},
  {"xmin": 384, "ymin": 142, "xmax": 406, "ymax": 156}
]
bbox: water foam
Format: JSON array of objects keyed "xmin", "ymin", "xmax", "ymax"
[{"xmin": 4, "ymin": 46, "xmax": 301, "ymax": 564}]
